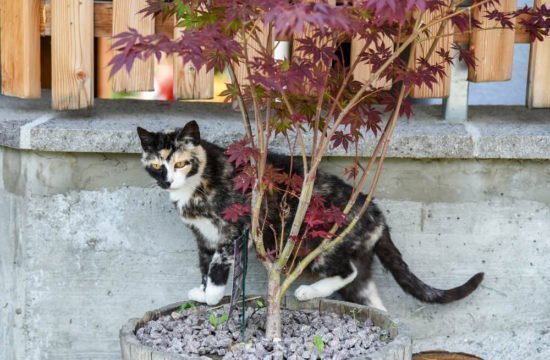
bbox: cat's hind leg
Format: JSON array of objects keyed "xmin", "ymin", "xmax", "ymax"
[
  {"xmin": 359, "ymin": 280, "xmax": 387, "ymax": 311},
  {"xmin": 338, "ymin": 259, "xmax": 387, "ymax": 311},
  {"xmin": 294, "ymin": 262, "xmax": 357, "ymax": 301}
]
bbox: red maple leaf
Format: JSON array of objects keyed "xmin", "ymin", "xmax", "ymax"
[
  {"xmin": 232, "ymin": 166, "xmax": 256, "ymax": 194},
  {"xmin": 225, "ymin": 137, "xmax": 259, "ymax": 168},
  {"xmin": 222, "ymin": 203, "xmax": 251, "ymax": 223},
  {"xmin": 331, "ymin": 131, "xmax": 355, "ymax": 152}
]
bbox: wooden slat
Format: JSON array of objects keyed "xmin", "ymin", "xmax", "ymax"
[
  {"xmin": 111, "ymin": 0, "xmax": 155, "ymax": 92},
  {"xmin": 1, "ymin": 0, "xmax": 41, "ymax": 98},
  {"xmin": 174, "ymin": 59, "xmax": 214, "ymax": 99},
  {"xmin": 411, "ymin": 5, "xmax": 454, "ymax": 98},
  {"xmin": 468, "ymin": 0, "xmax": 516, "ymax": 82},
  {"xmin": 40, "ymin": 2, "xmax": 534, "ymax": 44},
  {"xmin": 173, "ymin": 21, "xmax": 214, "ymax": 99},
  {"xmin": 42, "ymin": 2, "xmax": 172, "ymax": 38},
  {"xmin": 350, "ymin": 35, "xmax": 393, "ymax": 90},
  {"xmin": 292, "ymin": 0, "xmax": 336, "ymax": 93},
  {"xmin": 235, "ymin": 21, "xmax": 272, "ymax": 86},
  {"xmin": 51, "ymin": 0, "xmax": 94, "ymax": 109},
  {"xmin": 527, "ymin": 0, "xmax": 550, "ymax": 108}
]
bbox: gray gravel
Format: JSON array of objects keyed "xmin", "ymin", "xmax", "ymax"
[{"xmin": 136, "ymin": 304, "xmax": 390, "ymax": 359}]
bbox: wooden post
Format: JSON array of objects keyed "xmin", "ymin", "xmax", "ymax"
[
  {"xmin": 173, "ymin": 21, "xmax": 214, "ymax": 99},
  {"xmin": 468, "ymin": 0, "xmax": 516, "ymax": 82},
  {"xmin": 292, "ymin": 0, "xmax": 336, "ymax": 94},
  {"xmin": 235, "ymin": 21, "xmax": 272, "ymax": 86},
  {"xmin": 51, "ymin": 0, "xmax": 94, "ymax": 110},
  {"xmin": 111, "ymin": 0, "xmax": 155, "ymax": 92},
  {"xmin": 527, "ymin": 0, "xmax": 550, "ymax": 108},
  {"xmin": 0, "ymin": 0, "xmax": 41, "ymax": 98},
  {"xmin": 350, "ymin": 35, "xmax": 393, "ymax": 90},
  {"xmin": 173, "ymin": 57, "xmax": 214, "ymax": 100},
  {"xmin": 411, "ymin": 5, "xmax": 454, "ymax": 98}
]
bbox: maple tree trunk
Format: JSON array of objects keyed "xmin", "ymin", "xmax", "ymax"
[{"xmin": 265, "ymin": 267, "xmax": 282, "ymax": 340}]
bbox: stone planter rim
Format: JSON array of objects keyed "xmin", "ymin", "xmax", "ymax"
[{"xmin": 121, "ymin": 297, "xmax": 412, "ymax": 360}]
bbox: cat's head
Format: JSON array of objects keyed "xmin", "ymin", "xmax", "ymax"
[{"xmin": 136, "ymin": 121, "xmax": 205, "ymax": 191}]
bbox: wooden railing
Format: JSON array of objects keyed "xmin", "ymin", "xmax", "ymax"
[{"xmin": 0, "ymin": 1, "xmax": 549, "ymax": 110}]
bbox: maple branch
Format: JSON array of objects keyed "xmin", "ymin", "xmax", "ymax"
[
  {"xmin": 278, "ymin": 13, "xmax": 426, "ymax": 271},
  {"xmin": 279, "ymin": 81, "xmax": 408, "ymax": 302},
  {"xmin": 278, "ymin": 13, "xmax": 433, "ymax": 300},
  {"xmin": 418, "ymin": 0, "xmax": 493, "ymax": 35},
  {"xmin": 227, "ymin": 62, "xmax": 253, "ymax": 142},
  {"xmin": 318, "ymin": 38, "xmax": 370, "ymax": 160},
  {"xmin": 241, "ymin": 25, "xmax": 268, "ymax": 260},
  {"xmin": 330, "ymin": 17, "xmax": 449, "ymax": 234},
  {"xmin": 280, "ymin": 92, "xmax": 309, "ymax": 175}
]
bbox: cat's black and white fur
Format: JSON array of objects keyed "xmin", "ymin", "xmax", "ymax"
[{"xmin": 137, "ymin": 121, "xmax": 484, "ymax": 309}]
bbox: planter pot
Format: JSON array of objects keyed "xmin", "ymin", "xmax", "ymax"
[{"xmin": 120, "ymin": 297, "xmax": 412, "ymax": 360}]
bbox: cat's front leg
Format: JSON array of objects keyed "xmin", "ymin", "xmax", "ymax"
[
  {"xmin": 187, "ymin": 243, "xmax": 214, "ymax": 303},
  {"xmin": 204, "ymin": 244, "xmax": 233, "ymax": 306}
]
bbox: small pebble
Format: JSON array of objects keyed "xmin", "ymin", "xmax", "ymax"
[{"xmin": 136, "ymin": 304, "xmax": 390, "ymax": 359}]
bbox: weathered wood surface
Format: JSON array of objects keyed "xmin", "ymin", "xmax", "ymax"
[
  {"xmin": 51, "ymin": 0, "xmax": 94, "ymax": 109},
  {"xmin": 292, "ymin": 0, "xmax": 336, "ymax": 93},
  {"xmin": 350, "ymin": 34, "xmax": 393, "ymax": 90},
  {"xmin": 173, "ymin": 23, "xmax": 214, "ymax": 99},
  {"xmin": 0, "ymin": 0, "xmax": 41, "ymax": 98},
  {"xmin": 111, "ymin": 0, "xmax": 155, "ymax": 92},
  {"xmin": 411, "ymin": 4, "xmax": 453, "ymax": 98},
  {"xmin": 468, "ymin": 0, "xmax": 516, "ymax": 82},
  {"xmin": 527, "ymin": 0, "xmax": 550, "ymax": 108},
  {"xmin": 235, "ymin": 20, "xmax": 272, "ymax": 86},
  {"xmin": 40, "ymin": 2, "xmax": 535, "ymax": 43},
  {"xmin": 120, "ymin": 298, "xmax": 412, "ymax": 360}
]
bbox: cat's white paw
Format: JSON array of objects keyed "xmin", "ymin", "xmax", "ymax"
[
  {"xmin": 187, "ymin": 285, "xmax": 206, "ymax": 303},
  {"xmin": 205, "ymin": 282, "xmax": 225, "ymax": 306},
  {"xmin": 294, "ymin": 285, "xmax": 318, "ymax": 301}
]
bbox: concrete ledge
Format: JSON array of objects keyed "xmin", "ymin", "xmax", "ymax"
[{"xmin": 0, "ymin": 93, "xmax": 549, "ymax": 159}]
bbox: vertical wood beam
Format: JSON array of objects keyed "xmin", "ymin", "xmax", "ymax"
[
  {"xmin": 111, "ymin": 0, "xmax": 154, "ymax": 92},
  {"xmin": 411, "ymin": 5, "xmax": 454, "ymax": 98},
  {"xmin": 527, "ymin": 0, "xmax": 550, "ymax": 108},
  {"xmin": 173, "ymin": 22, "xmax": 214, "ymax": 99},
  {"xmin": 292, "ymin": 0, "xmax": 336, "ymax": 94},
  {"xmin": 350, "ymin": 35, "xmax": 393, "ymax": 90},
  {"xmin": 468, "ymin": 0, "xmax": 516, "ymax": 82},
  {"xmin": 173, "ymin": 57, "xmax": 214, "ymax": 99},
  {"xmin": 51, "ymin": 0, "xmax": 94, "ymax": 109},
  {"xmin": 235, "ymin": 21, "xmax": 272, "ymax": 86},
  {"xmin": 0, "ymin": 0, "xmax": 41, "ymax": 98}
]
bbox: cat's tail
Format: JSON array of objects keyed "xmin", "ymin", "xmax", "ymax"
[{"xmin": 374, "ymin": 227, "xmax": 484, "ymax": 303}]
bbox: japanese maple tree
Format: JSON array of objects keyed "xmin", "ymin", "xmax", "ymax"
[{"xmin": 111, "ymin": 0, "xmax": 549, "ymax": 340}]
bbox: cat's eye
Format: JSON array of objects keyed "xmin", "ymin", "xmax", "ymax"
[
  {"xmin": 174, "ymin": 161, "xmax": 190, "ymax": 169},
  {"xmin": 150, "ymin": 163, "xmax": 162, "ymax": 170}
]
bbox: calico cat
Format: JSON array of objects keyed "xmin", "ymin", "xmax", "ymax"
[{"xmin": 137, "ymin": 120, "xmax": 484, "ymax": 309}]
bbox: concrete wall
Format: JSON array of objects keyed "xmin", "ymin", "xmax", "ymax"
[{"xmin": 1, "ymin": 147, "xmax": 550, "ymax": 359}]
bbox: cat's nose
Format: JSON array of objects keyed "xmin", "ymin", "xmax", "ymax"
[{"xmin": 159, "ymin": 181, "xmax": 171, "ymax": 189}]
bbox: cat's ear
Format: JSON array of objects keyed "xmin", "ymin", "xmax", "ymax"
[
  {"xmin": 137, "ymin": 127, "xmax": 156, "ymax": 150},
  {"xmin": 176, "ymin": 120, "xmax": 200, "ymax": 147}
]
